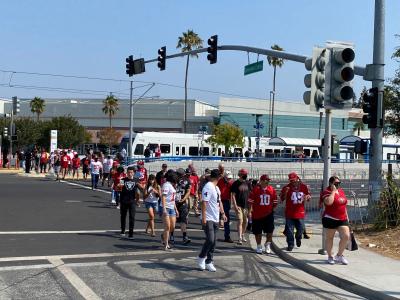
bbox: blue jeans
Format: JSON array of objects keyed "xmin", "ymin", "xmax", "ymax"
[
  {"xmin": 223, "ymin": 200, "xmax": 231, "ymax": 239},
  {"xmin": 91, "ymin": 173, "xmax": 99, "ymax": 189},
  {"xmin": 286, "ymin": 218, "xmax": 303, "ymax": 248}
]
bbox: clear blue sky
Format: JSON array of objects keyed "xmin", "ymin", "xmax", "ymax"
[{"xmin": 0, "ymin": 0, "xmax": 399, "ymax": 105}]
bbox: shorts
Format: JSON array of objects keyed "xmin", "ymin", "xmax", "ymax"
[
  {"xmin": 236, "ymin": 207, "xmax": 248, "ymax": 224},
  {"xmin": 176, "ymin": 203, "xmax": 189, "ymax": 224},
  {"xmin": 252, "ymin": 213, "xmax": 275, "ymax": 235},
  {"xmin": 162, "ymin": 207, "xmax": 176, "ymax": 217},
  {"xmin": 54, "ymin": 166, "xmax": 60, "ymax": 174},
  {"xmin": 322, "ymin": 217, "xmax": 349, "ymax": 229},
  {"xmin": 145, "ymin": 202, "xmax": 158, "ymax": 210}
]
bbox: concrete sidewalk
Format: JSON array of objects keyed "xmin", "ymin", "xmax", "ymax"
[{"xmin": 263, "ymin": 221, "xmax": 400, "ymax": 300}]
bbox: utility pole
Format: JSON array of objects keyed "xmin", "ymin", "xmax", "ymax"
[
  {"xmin": 9, "ymin": 110, "xmax": 13, "ymax": 159},
  {"xmin": 369, "ymin": 0, "xmax": 385, "ymax": 205},
  {"xmin": 128, "ymin": 80, "xmax": 133, "ymax": 158}
]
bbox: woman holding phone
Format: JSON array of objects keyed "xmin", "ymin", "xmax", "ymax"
[
  {"xmin": 144, "ymin": 174, "xmax": 161, "ymax": 237},
  {"xmin": 321, "ymin": 176, "xmax": 351, "ymax": 265}
]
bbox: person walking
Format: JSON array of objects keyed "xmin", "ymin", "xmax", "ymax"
[
  {"xmin": 81, "ymin": 154, "xmax": 90, "ymax": 180},
  {"xmin": 90, "ymin": 156, "xmax": 102, "ymax": 190},
  {"xmin": 321, "ymin": 176, "xmax": 351, "ymax": 265},
  {"xmin": 188, "ymin": 167, "xmax": 200, "ymax": 216},
  {"xmin": 217, "ymin": 170, "xmax": 234, "ymax": 243},
  {"xmin": 102, "ymin": 155, "xmax": 113, "ymax": 187},
  {"xmin": 60, "ymin": 151, "xmax": 71, "ymax": 180},
  {"xmin": 111, "ymin": 166, "xmax": 125, "ymax": 209},
  {"xmin": 248, "ymin": 174, "xmax": 277, "ymax": 254},
  {"xmin": 118, "ymin": 166, "xmax": 140, "ymax": 239},
  {"xmin": 144, "ymin": 174, "xmax": 160, "ymax": 237},
  {"xmin": 156, "ymin": 163, "xmax": 168, "ymax": 186},
  {"xmin": 198, "ymin": 169, "xmax": 227, "ymax": 272},
  {"xmin": 280, "ymin": 172, "xmax": 311, "ymax": 251},
  {"xmin": 53, "ymin": 151, "xmax": 61, "ymax": 181},
  {"xmin": 231, "ymin": 169, "xmax": 251, "ymax": 245},
  {"xmin": 39, "ymin": 148, "xmax": 49, "ymax": 173},
  {"xmin": 72, "ymin": 154, "xmax": 81, "ymax": 180},
  {"xmin": 173, "ymin": 168, "xmax": 192, "ymax": 245}
]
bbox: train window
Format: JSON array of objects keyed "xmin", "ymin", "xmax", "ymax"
[
  {"xmin": 303, "ymin": 149, "xmax": 311, "ymax": 156},
  {"xmin": 182, "ymin": 147, "xmax": 186, "ymax": 155},
  {"xmin": 134, "ymin": 144, "xmax": 144, "ymax": 155},
  {"xmin": 160, "ymin": 144, "xmax": 170, "ymax": 154},
  {"xmin": 176, "ymin": 146, "xmax": 180, "ymax": 156},
  {"xmin": 189, "ymin": 147, "xmax": 199, "ymax": 156},
  {"xmin": 149, "ymin": 143, "xmax": 158, "ymax": 151},
  {"xmin": 202, "ymin": 147, "xmax": 210, "ymax": 156},
  {"xmin": 218, "ymin": 148, "xmax": 221, "ymax": 156}
]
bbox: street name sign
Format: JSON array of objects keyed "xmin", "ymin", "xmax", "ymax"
[{"xmin": 244, "ymin": 61, "xmax": 263, "ymax": 75}]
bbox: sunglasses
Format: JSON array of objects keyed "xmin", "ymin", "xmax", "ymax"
[{"xmin": 333, "ymin": 181, "xmax": 341, "ymax": 186}]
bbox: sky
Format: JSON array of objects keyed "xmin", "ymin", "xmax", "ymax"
[{"xmin": 0, "ymin": 0, "xmax": 399, "ymax": 106}]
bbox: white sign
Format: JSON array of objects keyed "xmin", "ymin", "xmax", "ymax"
[{"xmin": 50, "ymin": 130, "xmax": 58, "ymax": 153}]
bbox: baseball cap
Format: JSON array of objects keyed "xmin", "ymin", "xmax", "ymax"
[
  {"xmin": 210, "ymin": 169, "xmax": 221, "ymax": 179},
  {"xmin": 137, "ymin": 160, "xmax": 144, "ymax": 166},
  {"xmin": 238, "ymin": 169, "xmax": 248, "ymax": 175},
  {"xmin": 162, "ymin": 163, "xmax": 167, "ymax": 168},
  {"xmin": 260, "ymin": 174, "xmax": 271, "ymax": 181},
  {"xmin": 185, "ymin": 168, "xmax": 192, "ymax": 174},
  {"xmin": 176, "ymin": 168, "xmax": 185, "ymax": 176},
  {"xmin": 288, "ymin": 172, "xmax": 299, "ymax": 181},
  {"xmin": 225, "ymin": 171, "xmax": 233, "ymax": 179}
]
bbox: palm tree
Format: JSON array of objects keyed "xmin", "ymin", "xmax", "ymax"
[
  {"xmin": 353, "ymin": 121, "xmax": 365, "ymax": 136},
  {"xmin": 267, "ymin": 44, "xmax": 285, "ymax": 137},
  {"xmin": 177, "ymin": 29, "xmax": 203, "ymax": 133},
  {"xmin": 102, "ymin": 95, "xmax": 119, "ymax": 129},
  {"xmin": 30, "ymin": 97, "xmax": 45, "ymax": 121}
]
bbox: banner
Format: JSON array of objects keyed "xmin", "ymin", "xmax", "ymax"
[{"xmin": 50, "ymin": 130, "xmax": 57, "ymax": 153}]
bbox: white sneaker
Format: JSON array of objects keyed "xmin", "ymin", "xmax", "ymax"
[
  {"xmin": 206, "ymin": 262, "xmax": 217, "ymax": 272},
  {"xmin": 327, "ymin": 256, "xmax": 335, "ymax": 265},
  {"xmin": 256, "ymin": 245, "xmax": 263, "ymax": 254},
  {"xmin": 198, "ymin": 257, "xmax": 206, "ymax": 270},
  {"xmin": 265, "ymin": 242, "xmax": 271, "ymax": 254},
  {"xmin": 334, "ymin": 255, "xmax": 349, "ymax": 265}
]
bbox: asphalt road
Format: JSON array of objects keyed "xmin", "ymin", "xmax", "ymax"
[{"xmin": 0, "ymin": 174, "xmax": 361, "ymax": 299}]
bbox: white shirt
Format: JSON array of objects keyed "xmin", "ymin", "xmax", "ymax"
[
  {"xmin": 145, "ymin": 186, "xmax": 159, "ymax": 203},
  {"xmin": 202, "ymin": 182, "xmax": 221, "ymax": 223},
  {"xmin": 161, "ymin": 181, "xmax": 176, "ymax": 209},
  {"xmin": 103, "ymin": 158, "xmax": 113, "ymax": 173},
  {"xmin": 90, "ymin": 161, "xmax": 102, "ymax": 175}
]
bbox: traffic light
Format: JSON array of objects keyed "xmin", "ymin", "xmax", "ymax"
[
  {"xmin": 303, "ymin": 47, "xmax": 326, "ymax": 111},
  {"xmin": 3, "ymin": 127, "xmax": 8, "ymax": 137},
  {"xmin": 362, "ymin": 87, "xmax": 379, "ymax": 128},
  {"xmin": 157, "ymin": 46, "xmax": 166, "ymax": 71},
  {"xmin": 126, "ymin": 55, "xmax": 134, "ymax": 77},
  {"xmin": 207, "ymin": 35, "xmax": 218, "ymax": 64},
  {"xmin": 325, "ymin": 46, "xmax": 355, "ymax": 109},
  {"xmin": 354, "ymin": 139, "xmax": 369, "ymax": 154},
  {"xmin": 12, "ymin": 96, "xmax": 20, "ymax": 115}
]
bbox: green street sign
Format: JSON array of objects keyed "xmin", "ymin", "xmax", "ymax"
[{"xmin": 244, "ymin": 60, "xmax": 264, "ymax": 75}]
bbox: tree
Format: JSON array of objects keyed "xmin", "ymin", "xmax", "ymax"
[
  {"xmin": 102, "ymin": 95, "xmax": 119, "ymax": 129},
  {"xmin": 14, "ymin": 118, "xmax": 44, "ymax": 149},
  {"xmin": 353, "ymin": 86, "xmax": 367, "ymax": 108},
  {"xmin": 30, "ymin": 97, "xmax": 45, "ymax": 121},
  {"xmin": 206, "ymin": 124, "xmax": 244, "ymax": 155},
  {"xmin": 176, "ymin": 29, "xmax": 203, "ymax": 133},
  {"xmin": 98, "ymin": 128, "xmax": 122, "ymax": 151},
  {"xmin": 267, "ymin": 44, "xmax": 285, "ymax": 137},
  {"xmin": 353, "ymin": 121, "xmax": 365, "ymax": 136}
]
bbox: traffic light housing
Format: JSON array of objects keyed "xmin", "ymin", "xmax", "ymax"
[
  {"xmin": 126, "ymin": 55, "xmax": 134, "ymax": 77},
  {"xmin": 157, "ymin": 46, "xmax": 166, "ymax": 71},
  {"xmin": 12, "ymin": 96, "xmax": 20, "ymax": 115},
  {"xmin": 303, "ymin": 47, "xmax": 326, "ymax": 111},
  {"xmin": 325, "ymin": 46, "xmax": 355, "ymax": 110},
  {"xmin": 362, "ymin": 87, "xmax": 379, "ymax": 128},
  {"xmin": 354, "ymin": 139, "xmax": 369, "ymax": 154},
  {"xmin": 207, "ymin": 35, "xmax": 218, "ymax": 64}
]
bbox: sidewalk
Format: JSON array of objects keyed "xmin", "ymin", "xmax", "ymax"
[{"xmin": 265, "ymin": 221, "xmax": 400, "ymax": 300}]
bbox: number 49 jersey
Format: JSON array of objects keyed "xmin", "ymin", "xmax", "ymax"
[
  {"xmin": 248, "ymin": 185, "xmax": 278, "ymax": 220},
  {"xmin": 280, "ymin": 183, "xmax": 310, "ymax": 219}
]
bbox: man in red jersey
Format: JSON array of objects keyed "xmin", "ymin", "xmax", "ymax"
[
  {"xmin": 280, "ymin": 172, "xmax": 311, "ymax": 251},
  {"xmin": 60, "ymin": 151, "xmax": 71, "ymax": 180},
  {"xmin": 188, "ymin": 167, "xmax": 200, "ymax": 216},
  {"xmin": 248, "ymin": 174, "xmax": 277, "ymax": 254},
  {"xmin": 217, "ymin": 170, "xmax": 234, "ymax": 243}
]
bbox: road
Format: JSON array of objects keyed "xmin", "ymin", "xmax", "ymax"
[{"xmin": 0, "ymin": 174, "xmax": 360, "ymax": 299}]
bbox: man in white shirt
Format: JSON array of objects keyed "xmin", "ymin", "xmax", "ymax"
[
  {"xmin": 90, "ymin": 156, "xmax": 102, "ymax": 190},
  {"xmin": 198, "ymin": 169, "xmax": 227, "ymax": 272},
  {"xmin": 102, "ymin": 155, "xmax": 113, "ymax": 187}
]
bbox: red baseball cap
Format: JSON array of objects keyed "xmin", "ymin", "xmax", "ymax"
[
  {"xmin": 288, "ymin": 172, "xmax": 299, "ymax": 181},
  {"xmin": 137, "ymin": 160, "xmax": 144, "ymax": 166},
  {"xmin": 260, "ymin": 174, "xmax": 271, "ymax": 181},
  {"xmin": 238, "ymin": 169, "xmax": 248, "ymax": 175}
]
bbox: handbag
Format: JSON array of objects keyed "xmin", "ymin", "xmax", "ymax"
[{"xmin": 346, "ymin": 231, "xmax": 358, "ymax": 251}]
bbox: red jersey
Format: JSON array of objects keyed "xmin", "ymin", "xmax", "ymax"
[
  {"xmin": 249, "ymin": 185, "xmax": 277, "ymax": 219},
  {"xmin": 280, "ymin": 183, "xmax": 310, "ymax": 219},
  {"xmin": 40, "ymin": 152, "xmax": 48, "ymax": 163},
  {"xmin": 217, "ymin": 177, "xmax": 233, "ymax": 201},
  {"xmin": 137, "ymin": 167, "xmax": 148, "ymax": 184},
  {"xmin": 113, "ymin": 172, "xmax": 126, "ymax": 191},
  {"xmin": 112, "ymin": 160, "xmax": 119, "ymax": 168},
  {"xmin": 60, "ymin": 155, "xmax": 71, "ymax": 168},
  {"xmin": 189, "ymin": 174, "xmax": 199, "ymax": 196},
  {"xmin": 321, "ymin": 187, "xmax": 348, "ymax": 221},
  {"xmin": 72, "ymin": 157, "xmax": 80, "ymax": 168}
]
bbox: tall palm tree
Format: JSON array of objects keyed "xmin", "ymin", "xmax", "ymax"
[
  {"xmin": 177, "ymin": 29, "xmax": 203, "ymax": 133},
  {"xmin": 267, "ymin": 44, "xmax": 285, "ymax": 137},
  {"xmin": 102, "ymin": 95, "xmax": 119, "ymax": 129},
  {"xmin": 30, "ymin": 97, "xmax": 45, "ymax": 121}
]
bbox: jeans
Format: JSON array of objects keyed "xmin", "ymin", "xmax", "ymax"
[
  {"xmin": 120, "ymin": 202, "xmax": 136, "ymax": 236},
  {"xmin": 199, "ymin": 221, "xmax": 218, "ymax": 264},
  {"xmin": 91, "ymin": 174, "xmax": 99, "ymax": 189},
  {"xmin": 286, "ymin": 218, "xmax": 303, "ymax": 247},
  {"xmin": 222, "ymin": 200, "xmax": 231, "ymax": 239}
]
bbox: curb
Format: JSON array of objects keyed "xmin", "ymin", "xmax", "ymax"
[{"xmin": 271, "ymin": 241, "xmax": 397, "ymax": 300}]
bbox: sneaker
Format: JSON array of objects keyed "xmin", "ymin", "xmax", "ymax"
[
  {"xmin": 206, "ymin": 262, "xmax": 217, "ymax": 272},
  {"xmin": 327, "ymin": 256, "xmax": 335, "ymax": 265},
  {"xmin": 127, "ymin": 235, "xmax": 134, "ymax": 240},
  {"xmin": 116, "ymin": 205, "xmax": 120, "ymax": 210},
  {"xmin": 198, "ymin": 257, "xmax": 206, "ymax": 270},
  {"xmin": 287, "ymin": 246, "xmax": 293, "ymax": 252},
  {"xmin": 265, "ymin": 242, "xmax": 271, "ymax": 254},
  {"xmin": 164, "ymin": 245, "xmax": 171, "ymax": 251},
  {"xmin": 303, "ymin": 233, "xmax": 311, "ymax": 239},
  {"xmin": 296, "ymin": 239, "xmax": 302, "ymax": 247},
  {"xmin": 183, "ymin": 237, "xmax": 191, "ymax": 245},
  {"xmin": 334, "ymin": 255, "xmax": 349, "ymax": 265},
  {"xmin": 242, "ymin": 236, "xmax": 247, "ymax": 243},
  {"xmin": 256, "ymin": 245, "xmax": 263, "ymax": 254},
  {"xmin": 224, "ymin": 238, "xmax": 234, "ymax": 243},
  {"xmin": 237, "ymin": 239, "xmax": 243, "ymax": 245},
  {"xmin": 120, "ymin": 231, "xmax": 125, "ymax": 237}
]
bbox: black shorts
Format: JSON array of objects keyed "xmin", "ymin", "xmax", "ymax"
[
  {"xmin": 176, "ymin": 203, "xmax": 189, "ymax": 224},
  {"xmin": 252, "ymin": 213, "xmax": 274, "ymax": 235},
  {"xmin": 322, "ymin": 217, "xmax": 349, "ymax": 229}
]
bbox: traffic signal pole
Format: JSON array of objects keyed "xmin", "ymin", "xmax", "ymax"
[
  {"xmin": 369, "ymin": 0, "xmax": 385, "ymax": 206},
  {"xmin": 128, "ymin": 80, "xmax": 133, "ymax": 158}
]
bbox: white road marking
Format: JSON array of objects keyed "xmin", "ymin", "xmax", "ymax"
[
  {"xmin": 0, "ymin": 264, "xmax": 53, "ymax": 271},
  {"xmin": 48, "ymin": 257, "xmax": 101, "ymax": 300},
  {"xmin": 65, "ymin": 200, "xmax": 82, "ymax": 203},
  {"xmin": 0, "ymin": 228, "xmax": 203, "ymax": 235},
  {"xmin": 61, "ymin": 181, "xmax": 111, "ymax": 194}
]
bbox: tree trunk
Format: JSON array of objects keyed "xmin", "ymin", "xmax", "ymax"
[
  {"xmin": 270, "ymin": 66, "xmax": 277, "ymax": 137},
  {"xmin": 184, "ymin": 55, "xmax": 190, "ymax": 133},
  {"xmin": 37, "ymin": 113, "xmax": 40, "ymax": 122},
  {"xmin": 109, "ymin": 113, "xmax": 112, "ymax": 129}
]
